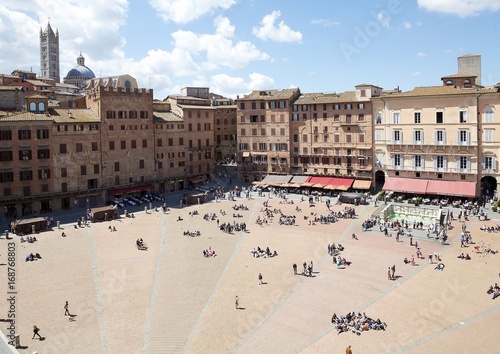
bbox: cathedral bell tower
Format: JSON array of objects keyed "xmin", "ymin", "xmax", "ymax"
[{"xmin": 40, "ymin": 21, "xmax": 60, "ymax": 83}]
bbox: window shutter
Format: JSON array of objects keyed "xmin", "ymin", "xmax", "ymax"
[
  {"xmin": 466, "ymin": 131, "xmax": 470, "ymax": 145},
  {"xmin": 467, "ymin": 157, "xmax": 470, "ymax": 172},
  {"xmin": 413, "ymin": 131, "xmax": 416, "ymax": 145},
  {"xmin": 443, "ymin": 131, "xmax": 446, "ymax": 145},
  {"xmin": 443, "ymin": 156, "xmax": 447, "ymax": 171},
  {"xmin": 434, "ymin": 156, "xmax": 437, "ymax": 171},
  {"xmin": 481, "ymin": 157, "xmax": 485, "ymax": 170},
  {"xmin": 391, "ymin": 155, "xmax": 395, "ymax": 168},
  {"xmin": 456, "ymin": 157, "xmax": 460, "ymax": 172},
  {"xmin": 494, "ymin": 157, "xmax": 497, "ymax": 171},
  {"xmin": 434, "ymin": 130, "xmax": 437, "ymax": 144},
  {"xmin": 420, "ymin": 131, "xmax": 424, "ymax": 144},
  {"xmin": 413, "ymin": 156, "xmax": 416, "ymax": 169},
  {"xmin": 457, "ymin": 131, "xmax": 460, "ymax": 145}
]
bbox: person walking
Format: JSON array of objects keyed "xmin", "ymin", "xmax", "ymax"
[
  {"xmin": 391, "ymin": 265, "xmax": 396, "ymax": 279},
  {"xmin": 346, "ymin": 345, "xmax": 353, "ymax": 354},
  {"xmin": 258, "ymin": 273, "xmax": 263, "ymax": 285},
  {"xmin": 234, "ymin": 295, "xmax": 239, "ymax": 309},
  {"xmin": 387, "ymin": 266, "xmax": 392, "ymax": 280},
  {"xmin": 292, "ymin": 263, "xmax": 297, "ymax": 275},
  {"xmin": 64, "ymin": 301, "xmax": 70, "ymax": 316},
  {"xmin": 32, "ymin": 325, "xmax": 42, "ymax": 339}
]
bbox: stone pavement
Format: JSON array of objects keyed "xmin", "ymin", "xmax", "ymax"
[{"xmin": 1, "ymin": 191, "xmax": 499, "ymax": 353}]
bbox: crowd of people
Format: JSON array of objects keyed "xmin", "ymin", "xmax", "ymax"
[
  {"xmin": 250, "ymin": 247, "xmax": 278, "ymax": 258},
  {"xmin": 203, "ymin": 246, "xmax": 216, "ymax": 257},
  {"xmin": 331, "ymin": 312, "xmax": 387, "ymax": 335}
]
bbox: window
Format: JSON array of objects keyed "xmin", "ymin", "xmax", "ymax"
[
  {"xmin": 334, "ymin": 134, "xmax": 340, "ymax": 143},
  {"xmin": 142, "ymin": 140, "xmax": 147, "ymax": 148},
  {"xmin": 140, "ymin": 111, "xmax": 149, "ymax": 119},
  {"xmin": 23, "ymin": 186, "xmax": 31, "ymax": 196},
  {"xmin": 37, "ymin": 129, "xmax": 49, "ymax": 139},
  {"xmin": 376, "ymin": 111, "xmax": 382, "ymax": 124},
  {"xmin": 19, "ymin": 149, "xmax": 32, "ymax": 160},
  {"xmin": 484, "ymin": 129, "xmax": 494, "ymax": 142},
  {"xmin": 358, "ymin": 103, "xmax": 365, "ymax": 109},
  {"xmin": 458, "ymin": 130, "xmax": 469, "ymax": 145},
  {"xmin": 483, "ymin": 156, "xmax": 495, "ymax": 172},
  {"xmin": 76, "ymin": 143, "xmax": 83, "ymax": 152},
  {"xmin": 37, "ymin": 148, "xmax": 50, "ymax": 159},
  {"xmin": 279, "ymin": 101, "xmax": 286, "ymax": 109},
  {"xmin": 345, "ymin": 104, "xmax": 352, "ymax": 110},
  {"xmin": 269, "ymin": 143, "xmax": 277, "ymax": 151},
  {"xmin": 129, "ymin": 111, "xmax": 137, "ymax": 119},
  {"xmin": 121, "ymin": 141, "xmax": 126, "ymax": 149},
  {"xmin": 413, "ymin": 130, "xmax": 423, "ymax": 144},
  {"xmin": 87, "ymin": 179, "xmax": 98, "ymax": 189},
  {"xmin": 484, "ymin": 107, "xmax": 494, "ymax": 123},
  {"xmin": 114, "ymin": 162, "xmax": 120, "ymax": 172},
  {"xmin": 0, "ymin": 130, "xmax": 12, "ymax": 140},
  {"xmin": 139, "ymin": 159, "xmax": 145, "ymax": 169},
  {"xmin": 109, "ymin": 125, "xmax": 114, "ymax": 131},
  {"xmin": 393, "ymin": 112, "xmax": 400, "ymax": 124},
  {"xmin": 458, "ymin": 156, "xmax": 469, "ymax": 173},
  {"xmin": 292, "ymin": 113, "xmax": 299, "ymax": 121},
  {"xmin": 279, "ymin": 143, "xmax": 287, "ymax": 151},
  {"xmin": 109, "ymin": 141, "xmax": 115, "ymax": 150},
  {"xmin": 91, "ymin": 142, "xmax": 98, "ymax": 151},
  {"xmin": 436, "ymin": 111, "xmax": 443, "ymax": 123},
  {"xmin": 358, "ymin": 114, "xmax": 365, "ymax": 121},
  {"xmin": 106, "ymin": 111, "xmax": 116, "ymax": 119},
  {"xmin": 414, "ymin": 155, "xmax": 423, "ymax": 170},
  {"xmin": 459, "ymin": 110, "xmax": 467, "ymax": 123},
  {"xmin": 414, "ymin": 112, "xmax": 421, "ymax": 124},
  {"xmin": 179, "ymin": 138, "xmax": 184, "ymax": 145},
  {"xmin": 90, "ymin": 124, "xmax": 99, "ymax": 131},
  {"xmin": 20, "ymin": 170, "xmax": 33, "ymax": 181},
  {"xmin": 118, "ymin": 111, "xmax": 127, "ymax": 119},
  {"xmin": 38, "ymin": 168, "xmax": 51, "ymax": 179},
  {"xmin": 94, "ymin": 164, "xmax": 100, "ymax": 174},
  {"xmin": 302, "ymin": 134, "xmax": 308, "ymax": 142},
  {"xmin": 333, "ymin": 104, "xmax": 340, "ymax": 110},
  {"xmin": 393, "ymin": 154, "xmax": 402, "ymax": 169},
  {"xmin": 239, "ymin": 143, "xmax": 248, "ymax": 150},
  {"xmin": 80, "ymin": 165, "xmax": 87, "ymax": 175},
  {"xmin": 393, "ymin": 130, "xmax": 402, "ymax": 144},
  {"xmin": 259, "ymin": 143, "xmax": 266, "ymax": 151},
  {"xmin": 0, "ymin": 171, "xmax": 14, "ymax": 182},
  {"xmin": 359, "ymin": 134, "xmax": 365, "ymax": 143},
  {"xmin": 0, "ymin": 150, "xmax": 12, "ymax": 162},
  {"xmin": 375, "ymin": 130, "xmax": 383, "ymax": 141},
  {"xmin": 74, "ymin": 125, "xmax": 84, "ymax": 131},
  {"xmin": 61, "ymin": 168, "xmax": 67, "ymax": 178},
  {"xmin": 435, "ymin": 130, "xmax": 446, "ymax": 145},
  {"xmin": 436, "ymin": 156, "xmax": 446, "ymax": 172},
  {"xmin": 18, "ymin": 129, "xmax": 31, "ymax": 140}
]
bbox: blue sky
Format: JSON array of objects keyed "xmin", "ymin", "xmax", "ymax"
[{"xmin": 0, "ymin": 0, "xmax": 499, "ymax": 99}]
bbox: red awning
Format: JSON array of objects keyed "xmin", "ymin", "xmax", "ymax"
[
  {"xmin": 383, "ymin": 177, "xmax": 428, "ymax": 194},
  {"xmin": 305, "ymin": 176, "xmax": 354, "ymax": 189},
  {"xmin": 109, "ymin": 184, "xmax": 153, "ymax": 196},
  {"xmin": 426, "ymin": 180, "xmax": 476, "ymax": 198}
]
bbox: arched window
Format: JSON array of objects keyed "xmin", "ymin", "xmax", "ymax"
[
  {"xmin": 38, "ymin": 102, "xmax": 45, "ymax": 112},
  {"xmin": 124, "ymin": 80, "xmax": 131, "ymax": 89},
  {"xmin": 29, "ymin": 102, "xmax": 37, "ymax": 112},
  {"xmin": 484, "ymin": 107, "xmax": 495, "ymax": 123},
  {"xmin": 445, "ymin": 80, "xmax": 453, "ymax": 86}
]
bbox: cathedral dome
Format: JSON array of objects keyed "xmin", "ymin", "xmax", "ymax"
[{"xmin": 63, "ymin": 52, "xmax": 95, "ymax": 88}]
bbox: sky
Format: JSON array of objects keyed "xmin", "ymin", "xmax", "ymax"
[{"xmin": 0, "ymin": 0, "xmax": 499, "ymax": 100}]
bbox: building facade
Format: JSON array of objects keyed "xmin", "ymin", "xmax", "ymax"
[{"xmin": 236, "ymin": 88, "xmax": 301, "ymax": 182}]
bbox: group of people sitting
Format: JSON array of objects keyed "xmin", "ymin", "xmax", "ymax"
[
  {"xmin": 434, "ymin": 263, "xmax": 445, "ymax": 271},
  {"xmin": 25, "ymin": 253, "xmax": 42, "ymax": 262},
  {"xmin": 108, "ymin": 226, "xmax": 117, "ymax": 232},
  {"xmin": 487, "ymin": 283, "xmax": 500, "ymax": 299},
  {"xmin": 219, "ymin": 222, "xmax": 246, "ymax": 233},
  {"xmin": 232, "ymin": 204, "xmax": 249, "ymax": 211},
  {"xmin": 327, "ymin": 243, "xmax": 344, "ymax": 256},
  {"xmin": 136, "ymin": 238, "xmax": 147, "ymax": 250},
  {"xmin": 20, "ymin": 235, "xmax": 37, "ymax": 243},
  {"xmin": 457, "ymin": 253, "xmax": 471, "ymax": 260},
  {"xmin": 250, "ymin": 247, "xmax": 278, "ymax": 258},
  {"xmin": 203, "ymin": 247, "xmax": 216, "ymax": 257},
  {"xmin": 334, "ymin": 255, "xmax": 350, "ymax": 268},
  {"xmin": 183, "ymin": 230, "xmax": 201, "ymax": 237},
  {"xmin": 203, "ymin": 212, "xmax": 217, "ymax": 221},
  {"xmin": 480, "ymin": 224, "xmax": 500, "ymax": 233},
  {"xmin": 331, "ymin": 312, "xmax": 387, "ymax": 335}
]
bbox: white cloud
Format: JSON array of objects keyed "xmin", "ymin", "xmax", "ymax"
[
  {"xmin": 404, "ymin": 22, "xmax": 412, "ymax": 29},
  {"xmin": 377, "ymin": 11, "xmax": 390, "ymax": 28},
  {"xmin": 171, "ymin": 17, "xmax": 270, "ymax": 70},
  {"xmin": 210, "ymin": 73, "xmax": 275, "ymax": 98},
  {"xmin": 253, "ymin": 10, "xmax": 302, "ymax": 43},
  {"xmin": 417, "ymin": 0, "xmax": 500, "ymax": 17},
  {"xmin": 411, "ymin": 71, "xmax": 421, "ymax": 76},
  {"xmin": 417, "ymin": 52, "xmax": 426, "ymax": 57},
  {"xmin": 148, "ymin": 0, "xmax": 236, "ymax": 24},
  {"xmin": 311, "ymin": 19, "xmax": 340, "ymax": 27}
]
